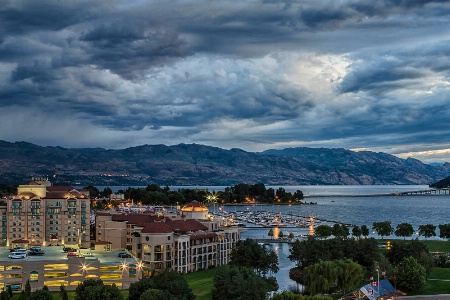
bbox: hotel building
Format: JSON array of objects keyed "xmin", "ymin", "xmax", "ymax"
[
  {"xmin": 96, "ymin": 201, "xmax": 240, "ymax": 276},
  {"xmin": 3, "ymin": 178, "xmax": 91, "ymax": 249}
]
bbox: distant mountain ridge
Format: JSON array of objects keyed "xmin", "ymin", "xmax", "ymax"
[{"xmin": 0, "ymin": 140, "xmax": 449, "ymax": 186}]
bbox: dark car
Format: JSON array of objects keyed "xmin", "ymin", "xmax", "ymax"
[
  {"xmin": 28, "ymin": 250, "xmax": 45, "ymax": 256},
  {"xmin": 63, "ymin": 247, "xmax": 77, "ymax": 253},
  {"xmin": 118, "ymin": 252, "xmax": 131, "ymax": 258},
  {"xmin": 7, "ymin": 284, "xmax": 21, "ymax": 291}
]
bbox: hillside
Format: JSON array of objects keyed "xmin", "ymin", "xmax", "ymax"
[{"xmin": 0, "ymin": 140, "xmax": 449, "ymax": 186}]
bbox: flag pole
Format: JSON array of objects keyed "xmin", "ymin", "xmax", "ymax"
[{"xmin": 377, "ymin": 267, "xmax": 380, "ymax": 300}]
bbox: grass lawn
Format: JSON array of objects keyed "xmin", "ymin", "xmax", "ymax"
[
  {"xmin": 184, "ymin": 267, "xmax": 221, "ymax": 300},
  {"xmin": 377, "ymin": 239, "xmax": 450, "ymax": 253},
  {"xmin": 421, "ymin": 240, "xmax": 450, "ymax": 253}
]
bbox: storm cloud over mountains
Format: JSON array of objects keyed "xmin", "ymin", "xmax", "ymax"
[{"xmin": 2, "ymin": 0, "xmax": 450, "ymax": 163}]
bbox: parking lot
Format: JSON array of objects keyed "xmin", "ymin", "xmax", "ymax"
[{"xmin": 0, "ymin": 246, "xmax": 136, "ymax": 263}]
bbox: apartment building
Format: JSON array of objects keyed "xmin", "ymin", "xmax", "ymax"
[
  {"xmin": 4, "ymin": 178, "xmax": 91, "ymax": 249},
  {"xmin": 96, "ymin": 201, "xmax": 240, "ymax": 276}
]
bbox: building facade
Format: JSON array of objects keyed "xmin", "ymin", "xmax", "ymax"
[
  {"xmin": 96, "ymin": 201, "xmax": 240, "ymax": 276},
  {"xmin": 4, "ymin": 179, "xmax": 91, "ymax": 249},
  {"xmin": 0, "ymin": 256, "xmax": 141, "ymax": 292}
]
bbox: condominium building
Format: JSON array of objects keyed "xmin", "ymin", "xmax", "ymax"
[
  {"xmin": 4, "ymin": 178, "xmax": 91, "ymax": 249},
  {"xmin": 96, "ymin": 201, "xmax": 240, "ymax": 276}
]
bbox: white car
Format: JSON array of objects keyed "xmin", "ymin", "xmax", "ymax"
[{"xmin": 9, "ymin": 252, "xmax": 27, "ymax": 259}]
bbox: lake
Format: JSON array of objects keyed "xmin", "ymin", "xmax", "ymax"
[
  {"xmin": 97, "ymin": 184, "xmax": 449, "ymax": 292},
  {"xmin": 209, "ymin": 185, "xmax": 450, "ymax": 292}
]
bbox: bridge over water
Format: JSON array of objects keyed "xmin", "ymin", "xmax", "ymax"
[{"xmin": 305, "ymin": 188, "xmax": 450, "ymax": 197}]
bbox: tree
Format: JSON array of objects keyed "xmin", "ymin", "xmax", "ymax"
[
  {"xmin": 394, "ymin": 223, "xmax": 414, "ymax": 240},
  {"xmin": 361, "ymin": 225, "xmax": 369, "ymax": 238},
  {"xmin": 139, "ymin": 289, "xmax": 165, "ymax": 300},
  {"xmin": 128, "ymin": 278, "xmax": 153, "ymax": 300},
  {"xmin": 372, "ymin": 221, "xmax": 393, "ymax": 239},
  {"xmin": 386, "ymin": 240, "xmax": 434, "ymax": 276},
  {"xmin": 268, "ymin": 228, "xmax": 274, "ymax": 239},
  {"xmin": 25, "ymin": 280, "xmax": 31, "ymax": 299},
  {"xmin": 288, "ymin": 236, "xmax": 380, "ymax": 269},
  {"xmin": 314, "ymin": 225, "xmax": 332, "ymax": 239},
  {"xmin": 74, "ymin": 279, "xmax": 123, "ymax": 300},
  {"xmin": 394, "ymin": 257, "xmax": 426, "ymax": 292},
  {"xmin": 129, "ymin": 269, "xmax": 194, "ymax": 300},
  {"xmin": 30, "ymin": 289, "xmax": 53, "ymax": 300},
  {"xmin": 418, "ymin": 224, "xmax": 436, "ymax": 239},
  {"xmin": 0, "ymin": 291, "xmax": 10, "ymax": 300},
  {"xmin": 59, "ymin": 285, "xmax": 68, "ymax": 300},
  {"xmin": 288, "ymin": 232, "xmax": 294, "ymax": 239},
  {"xmin": 270, "ymin": 291, "xmax": 332, "ymax": 300},
  {"xmin": 438, "ymin": 224, "xmax": 450, "ymax": 239},
  {"xmin": 352, "ymin": 226, "xmax": 362, "ymax": 239},
  {"xmin": 303, "ymin": 259, "xmax": 364, "ymax": 295},
  {"xmin": 230, "ymin": 238, "xmax": 279, "ymax": 277},
  {"xmin": 279, "ymin": 230, "xmax": 284, "ymax": 239},
  {"xmin": 332, "ymin": 224, "xmax": 349, "ymax": 239},
  {"xmin": 212, "ymin": 266, "xmax": 269, "ymax": 300}
]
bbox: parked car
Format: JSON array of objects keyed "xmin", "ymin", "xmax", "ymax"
[
  {"xmin": 118, "ymin": 252, "xmax": 131, "ymax": 258},
  {"xmin": 6, "ymin": 284, "xmax": 21, "ymax": 291},
  {"xmin": 67, "ymin": 252, "xmax": 78, "ymax": 257},
  {"xmin": 63, "ymin": 247, "xmax": 77, "ymax": 253},
  {"xmin": 9, "ymin": 252, "xmax": 27, "ymax": 259},
  {"xmin": 84, "ymin": 252, "xmax": 94, "ymax": 257},
  {"xmin": 28, "ymin": 250, "xmax": 45, "ymax": 256}
]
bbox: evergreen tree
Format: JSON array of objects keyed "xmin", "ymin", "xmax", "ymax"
[{"xmin": 59, "ymin": 285, "xmax": 68, "ymax": 300}]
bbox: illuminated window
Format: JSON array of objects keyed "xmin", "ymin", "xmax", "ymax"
[{"xmin": 30, "ymin": 271, "xmax": 38, "ymax": 282}]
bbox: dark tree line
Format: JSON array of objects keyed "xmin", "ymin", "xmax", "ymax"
[{"xmin": 86, "ymin": 183, "xmax": 304, "ymax": 208}]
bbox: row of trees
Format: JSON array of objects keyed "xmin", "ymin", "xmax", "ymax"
[
  {"xmin": 0, "ymin": 280, "xmax": 69, "ymax": 300},
  {"xmin": 86, "ymin": 183, "xmax": 305, "ymax": 209},
  {"xmin": 311, "ymin": 221, "xmax": 450, "ymax": 240}
]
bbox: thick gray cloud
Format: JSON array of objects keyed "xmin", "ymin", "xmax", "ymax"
[{"xmin": 1, "ymin": 0, "xmax": 450, "ymax": 163}]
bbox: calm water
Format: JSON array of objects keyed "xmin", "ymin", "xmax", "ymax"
[
  {"xmin": 97, "ymin": 185, "xmax": 450, "ymax": 292},
  {"xmin": 208, "ymin": 185, "xmax": 450, "ymax": 292}
]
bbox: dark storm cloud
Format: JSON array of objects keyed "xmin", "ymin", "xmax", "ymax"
[{"xmin": 2, "ymin": 0, "xmax": 450, "ymax": 162}]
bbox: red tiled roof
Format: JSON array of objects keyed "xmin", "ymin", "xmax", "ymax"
[
  {"xmin": 190, "ymin": 233, "xmax": 217, "ymax": 240},
  {"xmin": 141, "ymin": 222, "xmax": 173, "ymax": 234},
  {"xmin": 166, "ymin": 219, "xmax": 208, "ymax": 233}
]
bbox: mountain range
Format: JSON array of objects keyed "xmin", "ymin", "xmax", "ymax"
[{"xmin": 0, "ymin": 140, "xmax": 449, "ymax": 186}]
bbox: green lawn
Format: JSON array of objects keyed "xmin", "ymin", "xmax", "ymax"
[
  {"xmin": 421, "ymin": 240, "xmax": 450, "ymax": 253},
  {"xmin": 377, "ymin": 239, "xmax": 450, "ymax": 253},
  {"xmin": 184, "ymin": 267, "xmax": 221, "ymax": 300}
]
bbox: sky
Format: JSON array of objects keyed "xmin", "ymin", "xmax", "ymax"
[{"xmin": 2, "ymin": 0, "xmax": 450, "ymax": 163}]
